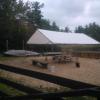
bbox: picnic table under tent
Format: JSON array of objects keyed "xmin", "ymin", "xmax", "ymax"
[{"xmin": 27, "ymin": 29, "xmax": 100, "ymax": 62}]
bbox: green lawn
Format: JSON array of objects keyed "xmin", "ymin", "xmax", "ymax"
[
  {"xmin": 0, "ymin": 56, "xmax": 26, "ymax": 61},
  {"xmin": 0, "ymin": 56, "xmax": 17, "ymax": 61},
  {"xmin": 0, "ymin": 83, "xmax": 26, "ymax": 96},
  {"xmin": 63, "ymin": 96, "xmax": 96, "ymax": 100},
  {"xmin": 0, "ymin": 82, "xmax": 97, "ymax": 100}
]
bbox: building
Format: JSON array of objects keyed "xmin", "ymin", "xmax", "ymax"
[{"xmin": 27, "ymin": 29, "xmax": 99, "ymax": 45}]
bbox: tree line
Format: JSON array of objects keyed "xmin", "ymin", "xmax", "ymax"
[
  {"xmin": 0, "ymin": 0, "xmax": 100, "ymax": 52},
  {"xmin": 75, "ymin": 22, "xmax": 100, "ymax": 42}
]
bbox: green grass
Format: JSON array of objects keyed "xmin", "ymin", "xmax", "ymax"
[
  {"xmin": 0, "ymin": 82, "xmax": 97, "ymax": 100},
  {"xmin": 0, "ymin": 83, "xmax": 26, "ymax": 96},
  {"xmin": 0, "ymin": 56, "xmax": 26, "ymax": 61},
  {"xmin": 0, "ymin": 56, "xmax": 17, "ymax": 61},
  {"xmin": 63, "ymin": 96, "xmax": 96, "ymax": 100}
]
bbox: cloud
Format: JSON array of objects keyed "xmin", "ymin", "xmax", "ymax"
[
  {"xmin": 24, "ymin": 0, "xmax": 100, "ymax": 31},
  {"xmin": 89, "ymin": 1, "xmax": 100, "ymax": 18}
]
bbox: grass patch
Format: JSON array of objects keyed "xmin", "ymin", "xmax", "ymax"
[
  {"xmin": 0, "ymin": 56, "xmax": 26, "ymax": 61},
  {"xmin": 63, "ymin": 96, "xmax": 96, "ymax": 100},
  {"xmin": 0, "ymin": 56, "xmax": 18, "ymax": 61},
  {"xmin": 0, "ymin": 83, "xmax": 26, "ymax": 96}
]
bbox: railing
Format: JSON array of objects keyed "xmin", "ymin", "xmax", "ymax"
[
  {"xmin": 0, "ymin": 64, "xmax": 100, "ymax": 100},
  {"xmin": 74, "ymin": 51, "xmax": 100, "ymax": 58}
]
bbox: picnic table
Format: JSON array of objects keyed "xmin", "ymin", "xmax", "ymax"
[
  {"xmin": 32, "ymin": 60, "xmax": 48, "ymax": 68},
  {"xmin": 52, "ymin": 55, "xmax": 72, "ymax": 63}
]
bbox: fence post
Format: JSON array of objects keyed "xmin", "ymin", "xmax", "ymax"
[{"xmin": 6, "ymin": 40, "xmax": 8, "ymax": 51}]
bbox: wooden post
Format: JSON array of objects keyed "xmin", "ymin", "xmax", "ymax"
[
  {"xmin": 6, "ymin": 40, "xmax": 8, "ymax": 51},
  {"xmin": 22, "ymin": 40, "xmax": 25, "ymax": 50},
  {"xmin": 75, "ymin": 57, "xmax": 80, "ymax": 68},
  {"xmin": 76, "ymin": 62, "xmax": 80, "ymax": 68}
]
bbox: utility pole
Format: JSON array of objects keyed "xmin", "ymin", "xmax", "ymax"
[
  {"xmin": 6, "ymin": 40, "xmax": 8, "ymax": 51},
  {"xmin": 22, "ymin": 40, "xmax": 25, "ymax": 50}
]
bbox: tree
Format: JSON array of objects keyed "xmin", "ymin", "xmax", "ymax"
[
  {"xmin": 62, "ymin": 26, "xmax": 71, "ymax": 32},
  {"xmin": 0, "ymin": 0, "xmax": 30, "ymax": 50},
  {"xmin": 15, "ymin": 0, "xmax": 30, "ymax": 19},
  {"xmin": 74, "ymin": 22, "xmax": 100, "ymax": 41},
  {"xmin": 41, "ymin": 19, "xmax": 51, "ymax": 30},
  {"xmin": 26, "ymin": 1, "xmax": 44, "ymax": 28},
  {"xmin": 51, "ymin": 21, "xmax": 59, "ymax": 31},
  {"xmin": 0, "ymin": 0, "xmax": 17, "ymax": 51},
  {"xmin": 75, "ymin": 25, "xmax": 84, "ymax": 33},
  {"xmin": 65, "ymin": 27, "xmax": 70, "ymax": 32},
  {"xmin": 85, "ymin": 22, "xmax": 100, "ymax": 41},
  {"xmin": 60, "ymin": 26, "xmax": 71, "ymax": 32}
]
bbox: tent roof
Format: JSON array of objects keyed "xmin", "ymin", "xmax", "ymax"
[{"xmin": 27, "ymin": 29, "xmax": 99, "ymax": 45}]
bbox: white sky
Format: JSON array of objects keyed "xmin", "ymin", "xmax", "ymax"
[{"xmin": 23, "ymin": 0, "xmax": 100, "ymax": 31}]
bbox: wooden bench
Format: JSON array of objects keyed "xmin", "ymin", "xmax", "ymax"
[{"xmin": 32, "ymin": 60, "xmax": 48, "ymax": 68}]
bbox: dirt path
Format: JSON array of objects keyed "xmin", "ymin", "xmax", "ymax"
[{"xmin": 0, "ymin": 56, "xmax": 100, "ymax": 86}]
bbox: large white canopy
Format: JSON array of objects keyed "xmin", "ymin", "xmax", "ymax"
[{"xmin": 27, "ymin": 29, "xmax": 99, "ymax": 45}]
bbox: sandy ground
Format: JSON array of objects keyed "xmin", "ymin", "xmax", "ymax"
[{"xmin": 0, "ymin": 56, "xmax": 100, "ymax": 87}]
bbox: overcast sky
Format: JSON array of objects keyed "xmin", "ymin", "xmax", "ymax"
[{"xmin": 24, "ymin": 0, "xmax": 100, "ymax": 30}]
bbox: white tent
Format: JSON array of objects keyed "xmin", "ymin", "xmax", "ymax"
[{"xmin": 27, "ymin": 29, "xmax": 99, "ymax": 45}]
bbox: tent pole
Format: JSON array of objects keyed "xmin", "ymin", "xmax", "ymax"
[
  {"xmin": 6, "ymin": 40, "xmax": 9, "ymax": 51},
  {"xmin": 45, "ymin": 45, "xmax": 48, "ymax": 61},
  {"xmin": 51, "ymin": 44, "xmax": 54, "ymax": 52},
  {"xmin": 22, "ymin": 40, "xmax": 25, "ymax": 50}
]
